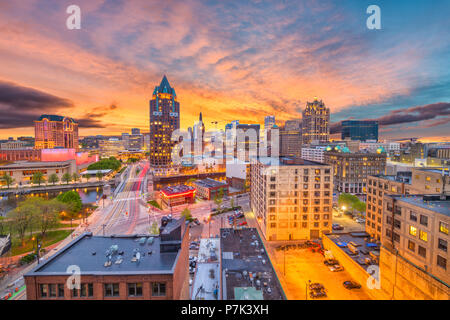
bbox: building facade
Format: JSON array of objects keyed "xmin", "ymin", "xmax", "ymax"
[
  {"xmin": 24, "ymin": 218, "xmax": 190, "ymax": 300},
  {"xmin": 149, "ymin": 76, "xmax": 180, "ymax": 167},
  {"xmin": 34, "ymin": 115, "xmax": 79, "ymax": 150},
  {"xmin": 194, "ymin": 178, "xmax": 228, "ymax": 200},
  {"xmin": 280, "ymin": 120, "xmax": 302, "ymax": 158},
  {"xmin": 250, "ymin": 157, "xmax": 333, "ymax": 240},
  {"xmin": 380, "ymin": 194, "xmax": 449, "ymax": 298},
  {"xmin": 341, "ymin": 120, "xmax": 378, "ymax": 141},
  {"xmin": 301, "ymin": 146, "xmax": 326, "ymax": 163},
  {"xmin": 160, "ymin": 185, "xmax": 196, "ymax": 207},
  {"xmin": 324, "ymin": 150, "xmax": 386, "ymax": 194},
  {"xmin": 302, "ymin": 98, "xmax": 330, "ymax": 144}
]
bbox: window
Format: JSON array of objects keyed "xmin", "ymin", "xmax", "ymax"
[
  {"xmin": 302, "ymin": 222, "xmax": 307, "ymax": 228},
  {"xmin": 437, "ymin": 255, "xmax": 447, "ymax": 270},
  {"xmin": 409, "ymin": 211, "xmax": 417, "ymax": 222},
  {"xmin": 128, "ymin": 283, "xmax": 143, "ymax": 297},
  {"xmin": 39, "ymin": 284, "xmax": 47, "ymax": 298},
  {"xmin": 393, "ymin": 232, "xmax": 400, "ymax": 243},
  {"xmin": 72, "ymin": 287, "xmax": 78, "ymax": 298},
  {"xmin": 58, "ymin": 284, "xmax": 65, "ymax": 298},
  {"xmin": 49, "ymin": 284, "xmax": 56, "ymax": 298},
  {"xmin": 409, "ymin": 226, "xmax": 417, "ymax": 236},
  {"xmin": 418, "ymin": 246, "xmax": 426, "ymax": 258},
  {"xmin": 152, "ymin": 282, "xmax": 166, "ymax": 297},
  {"xmin": 314, "ymin": 222, "xmax": 319, "ymax": 228},
  {"xmin": 438, "ymin": 238, "xmax": 447, "ymax": 252},
  {"xmin": 419, "ymin": 230, "xmax": 428, "ymax": 242},
  {"xmin": 81, "ymin": 283, "xmax": 94, "ymax": 297},
  {"xmin": 104, "ymin": 283, "xmax": 119, "ymax": 297},
  {"xmin": 394, "ymin": 219, "xmax": 401, "ymax": 229},
  {"xmin": 419, "ymin": 215, "xmax": 428, "ymax": 227},
  {"xmin": 439, "ymin": 222, "xmax": 449, "ymax": 235},
  {"xmin": 269, "ymin": 215, "xmax": 276, "ymax": 221},
  {"xmin": 407, "ymin": 240, "xmax": 415, "ymax": 252},
  {"xmin": 270, "ymin": 223, "xmax": 276, "ymax": 228}
]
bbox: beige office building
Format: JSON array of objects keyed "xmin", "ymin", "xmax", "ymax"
[{"xmin": 250, "ymin": 157, "xmax": 332, "ymax": 240}]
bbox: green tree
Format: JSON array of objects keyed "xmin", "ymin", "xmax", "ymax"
[
  {"xmin": 96, "ymin": 171, "xmax": 104, "ymax": 181},
  {"xmin": 25, "ymin": 197, "xmax": 65, "ymax": 237},
  {"xmin": 149, "ymin": 221, "xmax": 159, "ymax": 235},
  {"xmin": 88, "ymin": 157, "xmax": 121, "ymax": 171},
  {"xmin": 181, "ymin": 208, "xmax": 192, "ymax": 221},
  {"xmin": 32, "ymin": 172, "xmax": 45, "ymax": 186},
  {"xmin": 62, "ymin": 173, "xmax": 72, "ymax": 185},
  {"xmin": 57, "ymin": 190, "xmax": 82, "ymax": 218},
  {"xmin": 0, "ymin": 173, "xmax": 14, "ymax": 189},
  {"xmin": 353, "ymin": 200, "xmax": 366, "ymax": 215},
  {"xmin": 48, "ymin": 173, "xmax": 59, "ymax": 185},
  {"xmin": 7, "ymin": 200, "xmax": 36, "ymax": 245},
  {"xmin": 82, "ymin": 174, "xmax": 90, "ymax": 182},
  {"xmin": 72, "ymin": 173, "xmax": 80, "ymax": 183},
  {"xmin": 214, "ymin": 188, "xmax": 224, "ymax": 212}
]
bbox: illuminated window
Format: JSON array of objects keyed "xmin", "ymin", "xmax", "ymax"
[
  {"xmin": 440, "ymin": 222, "xmax": 449, "ymax": 235},
  {"xmin": 409, "ymin": 226, "xmax": 417, "ymax": 236},
  {"xmin": 419, "ymin": 230, "xmax": 428, "ymax": 242}
]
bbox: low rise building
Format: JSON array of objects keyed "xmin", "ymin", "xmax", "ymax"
[
  {"xmin": 220, "ymin": 228, "xmax": 286, "ymax": 300},
  {"xmin": 24, "ymin": 217, "xmax": 189, "ymax": 300},
  {"xmin": 193, "ymin": 178, "xmax": 228, "ymax": 200},
  {"xmin": 250, "ymin": 157, "xmax": 332, "ymax": 240},
  {"xmin": 301, "ymin": 146, "xmax": 326, "ymax": 163},
  {"xmin": 160, "ymin": 185, "xmax": 196, "ymax": 207}
]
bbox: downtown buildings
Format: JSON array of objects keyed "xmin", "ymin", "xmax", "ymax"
[
  {"xmin": 34, "ymin": 115, "xmax": 79, "ymax": 150},
  {"xmin": 149, "ymin": 76, "xmax": 180, "ymax": 168},
  {"xmin": 279, "ymin": 120, "xmax": 302, "ymax": 158},
  {"xmin": 250, "ymin": 157, "xmax": 333, "ymax": 240},
  {"xmin": 341, "ymin": 120, "xmax": 379, "ymax": 141}
]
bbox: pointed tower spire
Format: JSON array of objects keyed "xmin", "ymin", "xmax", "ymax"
[{"xmin": 199, "ymin": 112, "xmax": 203, "ymax": 122}]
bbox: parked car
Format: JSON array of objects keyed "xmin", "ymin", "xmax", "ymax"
[
  {"xmin": 332, "ymin": 223, "xmax": 344, "ymax": 230},
  {"xmin": 356, "ymin": 218, "xmax": 365, "ymax": 224},
  {"xmin": 238, "ymin": 221, "xmax": 247, "ymax": 226},
  {"xmin": 324, "ymin": 259, "xmax": 339, "ymax": 266},
  {"xmin": 343, "ymin": 281, "xmax": 362, "ymax": 289},
  {"xmin": 329, "ymin": 265, "xmax": 344, "ymax": 272},
  {"xmin": 309, "ymin": 290, "xmax": 327, "ymax": 298},
  {"xmin": 309, "ymin": 283, "xmax": 325, "ymax": 291}
]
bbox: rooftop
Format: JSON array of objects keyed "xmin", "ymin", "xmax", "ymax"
[
  {"xmin": 371, "ymin": 171, "xmax": 412, "ymax": 184},
  {"xmin": 325, "ymin": 232, "xmax": 380, "ymax": 272},
  {"xmin": 37, "ymin": 114, "xmax": 77, "ymax": 123},
  {"xmin": 160, "ymin": 185, "xmax": 195, "ymax": 196},
  {"xmin": 388, "ymin": 194, "xmax": 450, "ymax": 217},
  {"xmin": 0, "ymin": 160, "xmax": 73, "ymax": 169},
  {"xmin": 256, "ymin": 156, "xmax": 329, "ymax": 167},
  {"xmin": 194, "ymin": 178, "xmax": 228, "ymax": 189},
  {"xmin": 220, "ymin": 228, "xmax": 286, "ymax": 300}
]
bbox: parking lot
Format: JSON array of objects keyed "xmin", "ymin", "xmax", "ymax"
[{"xmin": 270, "ymin": 246, "xmax": 371, "ymax": 300}]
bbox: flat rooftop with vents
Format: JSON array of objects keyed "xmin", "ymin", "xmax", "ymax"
[{"xmin": 220, "ymin": 227, "xmax": 286, "ymax": 300}]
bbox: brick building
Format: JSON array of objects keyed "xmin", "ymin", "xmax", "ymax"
[{"xmin": 24, "ymin": 217, "xmax": 189, "ymax": 300}]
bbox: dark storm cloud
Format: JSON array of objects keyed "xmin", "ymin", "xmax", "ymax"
[
  {"xmin": 330, "ymin": 102, "xmax": 450, "ymax": 134},
  {"xmin": 0, "ymin": 81, "xmax": 114, "ymax": 129},
  {"xmin": 0, "ymin": 80, "xmax": 73, "ymax": 129}
]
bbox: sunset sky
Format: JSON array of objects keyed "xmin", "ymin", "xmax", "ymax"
[{"xmin": 0, "ymin": 0, "xmax": 449, "ymax": 141}]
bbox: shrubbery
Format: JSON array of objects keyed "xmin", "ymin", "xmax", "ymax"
[{"xmin": 87, "ymin": 157, "xmax": 121, "ymax": 171}]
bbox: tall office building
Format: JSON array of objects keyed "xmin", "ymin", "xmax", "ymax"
[
  {"xmin": 341, "ymin": 120, "xmax": 378, "ymax": 141},
  {"xmin": 34, "ymin": 115, "xmax": 79, "ymax": 150},
  {"xmin": 264, "ymin": 116, "xmax": 276, "ymax": 129},
  {"xmin": 149, "ymin": 75, "xmax": 180, "ymax": 167},
  {"xmin": 280, "ymin": 119, "xmax": 302, "ymax": 158},
  {"xmin": 302, "ymin": 98, "xmax": 330, "ymax": 144}
]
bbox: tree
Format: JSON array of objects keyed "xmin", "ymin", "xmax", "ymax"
[
  {"xmin": 57, "ymin": 190, "xmax": 82, "ymax": 218},
  {"xmin": 230, "ymin": 196, "xmax": 235, "ymax": 209},
  {"xmin": 149, "ymin": 221, "xmax": 159, "ymax": 235},
  {"xmin": 88, "ymin": 157, "xmax": 121, "ymax": 171},
  {"xmin": 82, "ymin": 174, "xmax": 90, "ymax": 182},
  {"xmin": 62, "ymin": 173, "xmax": 72, "ymax": 185},
  {"xmin": 181, "ymin": 208, "xmax": 192, "ymax": 221},
  {"xmin": 72, "ymin": 173, "xmax": 80, "ymax": 183},
  {"xmin": 48, "ymin": 173, "xmax": 59, "ymax": 185},
  {"xmin": 96, "ymin": 171, "xmax": 104, "ymax": 181},
  {"xmin": 353, "ymin": 200, "xmax": 366, "ymax": 216},
  {"xmin": 0, "ymin": 173, "xmax": 14, "ymax": 189},
  {"xmin": 24, "ymin": 197, "xmax": 65, "ymax": 238},
  {"xmin": 32, "ymin": 172, "xmax": 45, "ymax": 186},
  {"xmin": 7, "ymin": 200, "xmax": 36, "ymax": 245},
  {"xmin": 214, "ymin": 188, "xmax": 224, "ymax": 212}
]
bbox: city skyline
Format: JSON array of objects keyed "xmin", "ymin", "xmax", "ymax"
[{"xmin": 0, "ymin": 0, "xmax": 449, "ymax": 141}]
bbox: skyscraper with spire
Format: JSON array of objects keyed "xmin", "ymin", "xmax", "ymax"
[{"xmin": 149, "ymin": 75, "xmax": 180, "ymax": 167}]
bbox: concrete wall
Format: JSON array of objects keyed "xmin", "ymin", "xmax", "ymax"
[{"xmin": 379, "ymin": 246, "xmax": 450, "ymax": 300}]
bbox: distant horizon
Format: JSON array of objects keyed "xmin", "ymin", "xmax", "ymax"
[{"xmin": 0, "ymin": 1, "xmax": 449, "ymax": 142}]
